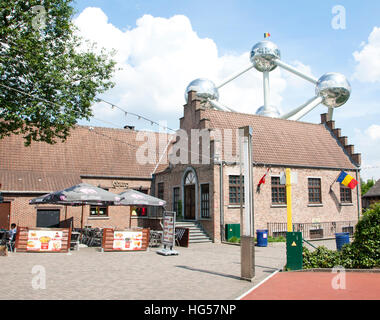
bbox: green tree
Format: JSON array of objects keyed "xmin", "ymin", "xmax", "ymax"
[
  {"xmin": 361, "ymin": 178, "xmax": 375, "ymax": 196},
  {"xmin": 0, "ymin": 0, "xmax": 116, "ymax": 145}
]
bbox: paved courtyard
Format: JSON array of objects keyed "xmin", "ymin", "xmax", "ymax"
[{"xmin": 0, "ymin": 242, "xmax": 286, "ymax": 300}]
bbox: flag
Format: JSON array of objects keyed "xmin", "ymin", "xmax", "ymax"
[
  {"xmin": 258, "ymin": 168, "xmax": 270, "ymax": 187},
  {"xmin": 336, "ymin": 171, "xmax": 358, "ymax": 190},
  {"xmin": 264, "ymin": 32, "xmax": 271, "ymax": 38}
]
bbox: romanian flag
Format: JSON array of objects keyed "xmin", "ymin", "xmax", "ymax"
[
  {"xmin": 336, "ymin": 171, "xmax": 358, "ymax": 190},
  {"xmin": 264, "ymin": 32, "xmax": 271, "ymax": 38}
]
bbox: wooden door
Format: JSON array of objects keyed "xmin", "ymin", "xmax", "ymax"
[
  {"xmin": 0, "ymin": 202, "xmax": 10, "ymax": 229},
  {"xmin": 184, "ymin": 185, "xmax": 195, "ymax": 220}
]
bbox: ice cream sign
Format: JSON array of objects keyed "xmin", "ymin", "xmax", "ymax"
[
  {"xmin": 112, "ymin": 231, "xmax": 143, "ymax": 251},
  {"xmin": 27, "ymin": 230, "xmax": 63, "ymax": 251}
]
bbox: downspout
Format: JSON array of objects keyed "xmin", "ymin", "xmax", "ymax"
[
  {"xmin": 356, "ymin": 168, "xmax": 361, "ymax": 221},
  {"xmin": 220, "ymin": 160, "xmax": 225, "ymax": 242}
]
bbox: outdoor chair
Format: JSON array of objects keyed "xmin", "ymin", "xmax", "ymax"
[
  {"xmin": 149, "ymin": 230, "xmax": 163, "ymax": 247},
  {"xmin": 70, "ymin": 232, "xmax": 80, "ymax": 251},
  {"xmin": 0, "ymin": 232, "xmax": 7, "ymax": 246}
]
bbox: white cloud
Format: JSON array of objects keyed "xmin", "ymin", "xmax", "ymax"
[
  {"xmin": 351, "ymin": 126, "xmax": 380, "ymax": 180},
  {"xmin": 353, "ymin": 27, "xmax": 380, "ymax": 82},
  {"xmin": 73, "ymin": 8, "xmax": 314, "ymax": 124},
  {"xmin": 365, "ymin": 124, "xmax": 380, "ymax": 140}
]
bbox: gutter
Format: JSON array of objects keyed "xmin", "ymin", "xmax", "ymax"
[{"xmin": 80, "ymin": 174, "xmax": 152, "ymax": 181}]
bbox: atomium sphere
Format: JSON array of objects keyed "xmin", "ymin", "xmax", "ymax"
[
  {"xmin": 255, "ymin": 105, "xmax": 281, "ymax": 118},
  {"xmin": 184, "ymin": 78, "xmax": 219, "ymax": 102},
  {"xmin": 315, "ymin": 73, "xmax": 351, "ymax": 108},
  {"xmin": 250, "ymin": 41, "xmax": 281, "ymax": 72}
]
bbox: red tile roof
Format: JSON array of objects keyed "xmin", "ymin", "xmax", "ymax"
[
  {"xmin": 201, "ymin": 109, "xmax": 357, "ymax": 169},
  {"xmin": 0, "ymin": 125, "xmax": 170, "ymax": 192}
]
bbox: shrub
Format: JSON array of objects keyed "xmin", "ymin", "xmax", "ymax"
[
  {"xmin": 303, "ymin": 202, "xmax": 380, "ymax": 269},
  {"xmin": 228, "ymin": 236, "xmax": 240, "ymax": 243}
]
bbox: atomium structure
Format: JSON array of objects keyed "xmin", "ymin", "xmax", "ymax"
[{"xmin": 185, "ymin": 38, "xmax": 351, "ymax": 121}]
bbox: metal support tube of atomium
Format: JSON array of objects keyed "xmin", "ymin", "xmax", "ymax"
[
  {"xmin": 274, "ymin": 59, "xmax": 318, "ymax": 85},
  {"xmin": 327, "ymin": 107, "xmax": 334, "ymax": 121},
  {"xmin": 280, "ymin": 96, "xmax": 323, "ymax": 120},
  {"xmin": 286, "ymin": 96, "xmax": 324, "ymax": 121},
  {"xmin": 263, "ymin": 71, "xmax": 270, "ymax": 111},
  {"xmin": 208, "ymin": 99, "xmax": 237, "ymax": 112},
  {"xmin": 216, "ymin": 64, "xmax": 255, "ymax": 89}
]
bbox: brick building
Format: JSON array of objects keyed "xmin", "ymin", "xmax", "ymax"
[
  {"xmin": 362, "ymin": 179, "xmax": 380, "ymax": 209},
  {"xmin": 0, "ymin": 90, "xmax": 362, "ymax": 242},
  {"xmin": 0, "ymin": 125, "xmax": 169, "ymax": 231},
  {"xmin": 153, "ymin": 91, "xmax": 362, "ymax": 242}
]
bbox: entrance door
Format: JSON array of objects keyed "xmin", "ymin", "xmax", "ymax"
[
  {"xmin": 0, "ymin": 202, "xmax": 10, "ymax": 229},
  {"xmin": 184, "ymin": 185, "xmax": 196, "ymax": 220},
  {"xmin": 36, "ymin": 209, "xmax": 60, "ymax": 228}
]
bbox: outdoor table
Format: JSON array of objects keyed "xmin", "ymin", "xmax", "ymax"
[
  {"xmin": 15, "ymin": 227, "xmax": 71, "ymax": 253},
  {"xmin": 0, "ymin": 231, "xmax": 8, "ymax": 245},
  {"xmin": 101, "ymin": 227, "xmax": 150, "ymax": 252}
]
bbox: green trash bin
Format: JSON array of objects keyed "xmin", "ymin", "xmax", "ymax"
[
  {"xmin": 225, "ymin": 224, "xmax": 240, "ymax": 241},
  {"xmin": 286, "ymin": 232, "xmax": 303, "ymax": 270}
]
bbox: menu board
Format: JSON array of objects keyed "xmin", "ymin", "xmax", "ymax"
[
  {"xmin": 113, "ymin": 231, "xmax": 143, "ymax": 251},
  {"xmin": 27, "ymin": 230, "xmax": 63, "ymax": 252},
  {"xmin": 162, "ymin": 212, "xmax": 175, "ymax": 247}
]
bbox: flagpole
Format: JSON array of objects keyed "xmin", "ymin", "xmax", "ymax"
[{"xmin": 330, "ymin": 171, "xmax": 342, "ymax": 192}]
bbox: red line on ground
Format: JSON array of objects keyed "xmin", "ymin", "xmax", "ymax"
[{"xmin": 241, "ymin": 272, "xmax": 380, "ymax": 300}]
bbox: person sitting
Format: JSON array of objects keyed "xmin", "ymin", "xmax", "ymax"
[{"xmin": 7, "ymin": 223, "xmax": 17, "ymax": 252}]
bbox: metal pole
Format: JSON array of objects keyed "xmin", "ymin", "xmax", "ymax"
[
  {"xmin": 263, "ymin": 71, "xmax": 270, "ymax": 112},
  {"xmin": 239, "ymin": 126, "xmax": 255, "ymax": 281},
  {"xmin": 274, "ymin": 59, "xmax": 319, "ymax": 84},
  {"xmin": 286, "ymin": 168, "xmax": 293, "ymax": 232},
  {"xmin": 356, "ymin": 169, "xmax": 361, "ymax": 221},
  {"xmin": 220, "ymin": 161, "xmax": 225, "ymax": 242}
]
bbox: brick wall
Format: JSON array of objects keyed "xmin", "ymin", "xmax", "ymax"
[{"xmin": 222, "ymin": 165, "xmax": 360, "ymax": 239}]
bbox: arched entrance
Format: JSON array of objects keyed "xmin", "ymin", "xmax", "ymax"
[{"xmin": 182, "ymin": 168, "xmax": 198, "ymax": 220}]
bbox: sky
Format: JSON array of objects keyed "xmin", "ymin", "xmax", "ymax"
[{"xmin": 71, "ymin": 0, "xmax": 380, "ymax": 181}]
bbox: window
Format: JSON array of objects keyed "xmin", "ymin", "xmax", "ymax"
[
  {"xmin": 173, "ymin": 187, "xmax": 180, "ymax": 214},
  {"xmin": 90, "ymin": 206, "xmax": 108, "ymax": 216},
  {"xmin": 229, "ymin": 175, "xmax": 244, "ymax": 204},
  {"xmin": 157, "ymin": 182, "xmax": 164, "ymax": 200},
  {"xmin": 340, "ymin": 186, "xmax": 352, "ymax": 203},
  {"xmin": 271, "ymin": 177, "xmax": 286, "ymax": 204},
  {"xmin": 201, "ymin": 184, "xmax": 210, "ymax": 218},
  {"xmin": 185, "ymin": 171, "xmax": 196, "ymax": 185},
  {"xmin": 308, "ymin": 178, "xmax": 322, "ymax": 204}
]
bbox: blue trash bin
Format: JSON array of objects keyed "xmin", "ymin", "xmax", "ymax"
[
  {"xmin": 256, "ymin": 229, "xmax": 268, "ymax": 247},
  {"xmin": 335, "ymin": 232, "xmax": 350, "ymax": 251}
]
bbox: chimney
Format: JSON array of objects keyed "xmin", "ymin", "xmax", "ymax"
[
  {"xmin": 326, "ymin": 120, "xmax": 335, "ymax": 130},
  {"xmin": 332, "ymin": 128, "xmax": 341, "ymax": 138},
  {"xmin": 345, "ymin": 144, "xmax": 354, "ymax": 155},
  {"xmin": 352, "ymin": 153, "xmax": 362, "ymax": 166},
  {"xmin": 339, "ymin": 136, "xmax": 348, "ymax": 146},
  {"xmin": 320, "ymin": 113, "xmax": 327, "ymax": 124}
]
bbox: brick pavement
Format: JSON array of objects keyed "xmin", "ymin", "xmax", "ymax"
[{"xmin": 0, "ymin": 242, "xmax": 286, "ymax": 300}]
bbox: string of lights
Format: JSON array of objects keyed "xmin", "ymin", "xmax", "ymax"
[{"xmin": 3, "ymin": 78, "xmax": 379, "ymax": 170}]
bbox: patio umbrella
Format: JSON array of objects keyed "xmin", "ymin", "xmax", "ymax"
[
  {"xmin": 29, "ymin": 183, "xmax": 122, "ymax": 205},
  {"xmin": 117, "ymin": 189, "xmax": 166, "ymax": 228},
  {"xmin": 29, "ymin": 183, "xmax": 123, "ymax": 229},
  {"xmin": 117, "ymin": 189, "xmax": 166, "ymax": 207}
]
